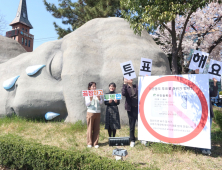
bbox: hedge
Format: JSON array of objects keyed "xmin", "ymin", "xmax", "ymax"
[
  {"xmin": 0, "ymin": 135, "xmax": 151, "ymax": 170},
  {"xmin": 214, "ymin": 110, "xmax": 222, "ymax": 130}
]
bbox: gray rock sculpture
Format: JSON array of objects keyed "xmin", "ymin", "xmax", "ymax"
[
  {"xmin": 0, "ymin": 35, "xmax": 26, "ymax": 64},
  {"xmin": 0, "ymin": 17, "xmax": 171, "ymax": 123}
]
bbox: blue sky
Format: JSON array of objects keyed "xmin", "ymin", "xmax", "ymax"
[{"xmin": 0, "ymin": 0, "xmax": 76, "ymax": 50}]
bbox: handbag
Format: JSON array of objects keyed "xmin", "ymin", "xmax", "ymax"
[
  {"xmin": 112, "ymin": 148, "xmax": 128, "ymax": 156},
  {"xmin": 109, "ymin": 137, "xmax": 130, "ymax": 146}
]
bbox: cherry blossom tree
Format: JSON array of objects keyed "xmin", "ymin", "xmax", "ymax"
[
  {"xmin": 152, "ymin": 2, "xmax": 222, "ymax": 73},
  {"xmin": 121, "ymin": 0, "xmax": 219, "ymax": 74}
]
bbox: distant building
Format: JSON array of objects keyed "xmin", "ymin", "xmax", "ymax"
[{"xmin": 5, "ymin": 0, "xmax": 34, "ymax": 52}]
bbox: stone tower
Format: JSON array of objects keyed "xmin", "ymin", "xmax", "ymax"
[{"xmin": 6, "ymin": 0, "xmax": 34, "ymax": 52}]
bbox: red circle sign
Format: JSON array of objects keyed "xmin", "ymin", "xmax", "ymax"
[{"xmin": 139, "ymin": 76, "xmax": 208, "ymax": 143}]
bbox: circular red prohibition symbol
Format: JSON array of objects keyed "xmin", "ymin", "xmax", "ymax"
[{"xmin": 139, "ymin": 76, "xmax": 208, "ymax": 143}]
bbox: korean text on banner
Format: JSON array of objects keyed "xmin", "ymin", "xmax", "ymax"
[
  {"xmin": 120, "ymin": 61, "xmax": 136, "ymax": 80},
  {"xmin": 138, "ymin": 74, "xmax": 210, "ymax": 149},
  {"xmin": 139, "ymin": 58, "xmax": 152, "ymax": 76},
  {"xmin": 208, "ymin": 59, "xmax": 222, "ymax": 81},
  {"xmin": 189, "ymin": 50, "xmax": 209, "ymax": 73},
  {"xmin": 104, "ymin": 93, "xmax": 122, "ymax": 101},
  {"xmin": 82, "ymin": 90, "xmax": 103, "ymax": 97}
]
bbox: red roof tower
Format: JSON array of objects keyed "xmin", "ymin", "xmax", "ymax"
[{"xmin": 6, "ymin": 0, "xmax": 34, "ymax": 52}]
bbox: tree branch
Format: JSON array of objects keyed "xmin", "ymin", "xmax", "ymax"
[
  {"xmin": 190, "ymin": 24, "xmax": 197, "ymax": 32},
  {"xmin": 208, "ymin": 35, "xmax": 222, "ymax": 54},
  {"xmin": 177, "ymin": 10, "xmax": 193, "ymax": 54},
  {"xmin": 162, "ymin": 23, "xmax": 172, "ymax": 35},
  {"xmin": 203, "ymin": 15, "xmax": 222, "ymax": 37}
]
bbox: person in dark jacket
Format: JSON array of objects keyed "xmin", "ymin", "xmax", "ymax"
[
  {"xmin": 122, "ymin": 78, "xmax": 138, "ymax": 147},
  {"xmin": 104, "ymin": 83, "xmax": 121, "ymax": 138},
  {"xmin": 194, "ymin": 69, "xmax": 218, "ymax": 155}
]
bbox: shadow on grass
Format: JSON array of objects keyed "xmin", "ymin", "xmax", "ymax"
[
  {"xmin": 0, "ymin": 113, "xmax": 68, "ymax": 126},
  {"xmin": 133, "ymin": 162, "xmax": 160, "ymax": 170},
  {"xmin": 212, "ymin": 131, "xmax": 222, "ymax": 142},
  {"xmin": 180, "ymin": 143, "xmax": 222, "ymax": 158},
  {"xmin": 148, "ymin": 142, "xmax": 185, "ymax": 154},
  {"xmin": 0, "ymin": 114, "xmax": 47, "ymax": 125},
  {"xmin": 98, "ymin": 141, "xmax": 109, "ymax": 147},
  {"xmin": 210, "ymin": 145, "xmax": 222, "ymax": 157},
  {"xmin": 148, "ymin": 141, "xmax": 222, "ymax": 158}
]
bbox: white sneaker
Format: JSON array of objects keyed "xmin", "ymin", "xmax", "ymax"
[
  {"xmin": 94, "ymin": 145, "xmax": 99, "ymax": 148},
  {"xmin": 130, "ymin": 142, "xmax": 135, "ymax": 147},
  {"xmin": 87, "ymin": 145, "xmax": 92, "ymax": 148},
  {"xmin": 202, "ymin": 150, "xmax": 207, "ymax": 155},
  {"xmin": 141, "ymin": 140, "xmax": 147, "ymax": 146}
]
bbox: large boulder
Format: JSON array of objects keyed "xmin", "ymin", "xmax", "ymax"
[
  {"xmin": 0, "ymin": 35, "xmax": 26, "ymax": 64},
  {"xmin": 0, "ymin": 17, "xmax": 171, "ymax": 124}
]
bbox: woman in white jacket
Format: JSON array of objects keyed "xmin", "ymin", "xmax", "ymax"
[{"xmin": 85, "ymin": 82, "xmax": 103, "ymax": 148}]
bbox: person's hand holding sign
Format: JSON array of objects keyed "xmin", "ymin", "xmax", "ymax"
[
  {"xmin": 213, "ymin": 78, "xmax": 217, "ymax": 86},
  {"xmin": 114, "ymin": 99, "xmax": 118, "ymax": 103},
  {"xmin": 97, "ymin": 96, "xmax": 101, "ymax": 100},
  {"xmin": 195, "ymin": 69, "xmax": 199, "ymax": 74},
  {"xmin": 109, "ymin": 99, "xmax": 113, "ymax": 103},
  {"xmin": 124, "ymin": 78, "xmax": 128, "ymax": 85}
]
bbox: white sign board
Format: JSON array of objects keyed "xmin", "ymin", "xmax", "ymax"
[
  {"xmin": 139, "ymin": 58, "xmax": 152, "ymax": 76},
  {"xmin": 189, "ymin": 50, "xmax": 209, "ymax": 73},
  {"xmin": 104, "ymin": 93, "xmax": 122, "ymax": 101},
  {"xmin": 138, "ymin": 74, "xmax": 210, "ymax": 149},
  {"xmin": 208, "ymin": 59, "xmax": 222, "ymax": 82},
  {"xmin": 120, "ymin": 61, "xmax": 136, "ymax": 80}
]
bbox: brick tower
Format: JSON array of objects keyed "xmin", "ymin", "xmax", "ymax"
[{"xmin": 6, "ymin": 0, "xmax": 34, "ymax": 52}]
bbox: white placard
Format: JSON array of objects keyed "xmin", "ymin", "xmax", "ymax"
[
  {"xmin": 120, "ymin": 61, "xmax": 136, "ymax": 80},
  {"xmin": 138, "ymin": 74, "xmax": 210, "ymax": 149},
  {"xmin": 189, "ymin": 50, "xmax": 209, "ymax": 73},
  {"xmin": 104, "ymin": 93, "xmax": 122, "ymax": 101},
  {"xmin": 139, "ymin": 58, "xmax": 152, "ymax": 76},
  {"xmin": 208, "ymin": 59, "xmax": 222, "ymax": 81}
]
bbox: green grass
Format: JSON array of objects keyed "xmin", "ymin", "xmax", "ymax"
[
  {"xmin": 211, "ymin": 120, "xmax": 222, "ymax": 142},
  {"xmin": 62, "ymin": 120, "xmax": 87, "ymax": 133},
  {"xmin": 212, "ymin": 109, "xmax": 222, "ymax": 142},
  {"xmin": 0, "ymin": 111, "xmax": 222, "ymax": 169},
  {"xmin": 149, "ymin": 142, "xmax": 185, "ymax": 154}
]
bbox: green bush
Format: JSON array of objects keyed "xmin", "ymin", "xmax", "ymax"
[
  {"xmin": 0, "ymin": 135, "xmax": 148, "ymax": 170},
  {"xmin": 214, "ymin": 110, "xmax": 222, "ymax": 130},
  {"xmin": 219, "ymin": 91, "xmax": 222, "ymax": 95}
]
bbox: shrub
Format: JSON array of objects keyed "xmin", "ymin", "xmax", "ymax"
[
  {"xmin": 214, "ymin": 110, "xmax": 222, "ymax": 130},
  {"xmin": 0, "ymin": 135, "xmax": 148, "ymax": 170}
]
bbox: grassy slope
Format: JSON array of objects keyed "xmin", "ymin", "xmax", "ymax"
[{"xmin": 0, "ymin": 110, "xmax": 222, "ymax": 170}]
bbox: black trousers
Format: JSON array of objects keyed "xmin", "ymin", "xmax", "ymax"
[{"xmin": 127, "ymin": 106, "xmax": 138, "ymax": 142}]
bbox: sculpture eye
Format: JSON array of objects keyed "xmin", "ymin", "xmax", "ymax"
[{"xmin": 49, "ymin": 51, "xmax": 63, "ymax": 80}]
